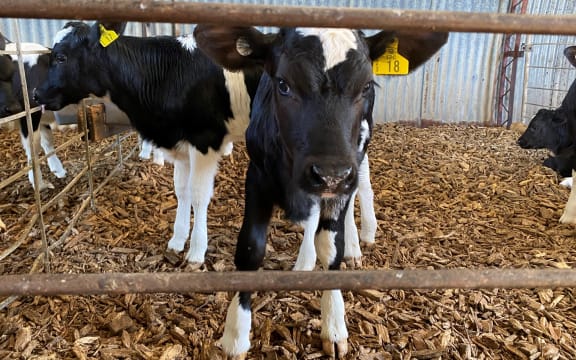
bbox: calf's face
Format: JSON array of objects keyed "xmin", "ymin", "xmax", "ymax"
[
  {"xmin": 271, "ymin": 29, "xmax": 374, "ymax": 196},
  {"xmin": 194, "ymin": 26, "xmax": 448, "ymax": 198},
  {"xmin": 517, "ymin": 108, "xmax": 573, "ymax": 153},
  {"xmin": 35, "ymin": 21, "xmax": 123, "ymax": 110}
]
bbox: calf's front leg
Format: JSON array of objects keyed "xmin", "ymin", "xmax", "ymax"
[
  {"xmin": 221, "ymin": 164, "xmax": 274, "ymax": 359},
  {"xmin": 316, "ymin": 197, "xmax": 349, "ymax": 358}
]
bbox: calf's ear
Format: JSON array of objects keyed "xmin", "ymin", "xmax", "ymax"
[
  {"xmin": 0, "ymin": 56, "xmax": 14, "ymax": 81},
  {"xmin": 194, "ymin": 24, "xmax": 275, "ymax": 71},
  {"xmin": 98, "ymin": 22, "xmax": 127, "ymax": 35},
  {"xmin": 366, "ymin": 31, "xmax": 448, "ymax": 72},
  {"xmin": 564, "ymin": 46, "xmax": 576, "ymax": 68}
]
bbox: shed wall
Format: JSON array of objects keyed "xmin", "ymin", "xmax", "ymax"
[{"xmin": 1, "ymin": 1, "xmax": 573, "ymax": 125}]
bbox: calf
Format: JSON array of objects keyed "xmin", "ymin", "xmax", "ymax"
[
  {"xmin": 194, "ymin": 25, "xmax": 447, "ymax": 358},
  {"xmin": 517, "ymin": 46, "xmax": 576, "ymax": 183},
  {"xmin": 0, "ymin": 33, "xmax": 67, "ymax": 189},
  {"xmin": 34, "ymin": 21, "xmax": 263, "ymax": 265}
]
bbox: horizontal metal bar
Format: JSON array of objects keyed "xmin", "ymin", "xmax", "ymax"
[
  {"xmin": 0, "ymin": 269, "xmax": 574, "ymax": 296},
  {"xmin": 0, "ymin": 106, "xmax": 42, "ymax": 126},
  {"xmin": 526, "ymin": 85, "xmax": 569, "ymax": 92},
  {"xmin": 0, "ymin": 49, "xmax": 51, "ymax": 55},
  {"xmin": 2, "ymin": 1, "xmax": 576, "ymax": 34}
]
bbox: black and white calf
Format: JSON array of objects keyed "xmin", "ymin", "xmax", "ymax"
[
  {"xmin": 517, "ymin": 46, "xmax": 576, "ymax": 188},
  {"xmin": 0, "ymin": 33, "xmax": 67, "ymax": 189},
  {"xmin": 34, "ymin": 21, "xmax": 379, "ymax": 267},
  {"xmin": 194, "ymin": 25, "xmax": 448, "ymax": 358},
  {"xmin": 34, "ymin": 21, "xmax": 267, "ymax": 266}
]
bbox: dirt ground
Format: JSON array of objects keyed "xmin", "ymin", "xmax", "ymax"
[{"xmin": 0, "ymin": 123, "xmax": 575, "ymax": 359}]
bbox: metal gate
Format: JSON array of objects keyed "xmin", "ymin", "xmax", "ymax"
[{"xmin": 520, "ymin": 34, "xmax": 576, "ymax": 124}]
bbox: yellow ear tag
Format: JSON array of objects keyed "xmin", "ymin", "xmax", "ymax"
[
  {"xmin": 372, "ymin": 38, "xmax": 409, "ymax": 75},
  {"xmin": 99, "ymin": 24, "xmax": 119, "ymax": 48}
]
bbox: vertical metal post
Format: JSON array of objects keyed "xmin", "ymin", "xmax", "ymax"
[
  {"xmin": 81, "ymin": 100, "xmax": 96, "ymax": 209},
  {"xmin": 496, "ymin": 0, "xmax": 529, "ymax": 127},
  {"xmin": 12, "ymin": 19, "xmax": 51, "ymax": 272},
  {"xmin": 520, "ymin": 37, "xmax": 532, "ymax": 124},
  {"xmin": 116, "ymin": 133, "xmax": 123, "ymax": 166}
]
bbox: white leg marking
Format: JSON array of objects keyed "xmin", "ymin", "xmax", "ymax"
[
  {"xmin": 316, "ymin": 229, "xmax": 348, "ymax": 356},
  {"xmin": 315, "ymin": 229, "xmax": 338, "ymax": 269},
  {"xmin": 39, "ymin": 125, "xmax": 66, "ymax": 178},
  {"xmin": 560, "ymin": 177, "xmax": 573, "ymax": 188},
  {"xmin": 139, "ymin": 138, "xmax": 153, "ymax": 159},
  {"xmin": 344, "ymin": 190, "xmax": 361, "ymax": 264},
  {"xmin": 320, "ymin": 290, "xmax": 348, "ymax": 357},
  {"xmin": 221, "ymin": 293, "xmax": 252, "ymax": 357},
  {"xmin": 166, "ymin": 156, "xmax": 192, "ymax": 253},
  {"xmin": 560, "ymin": 170, "xmax": 576, "ymax": 224},
  {"xmin": 358, "ymin": 154, "xmax": 377, "ymax": 244},
  {"xmin": 152, "ymin": 146, "xmax": 165, "ymax": 166},
  {"xmin": 222, "ymin": 141, "xmax": 234, "ymax": 156},
  {"xmin": 185, "ymin": 147, "xmax": 220, "ymax": 264},
  {"xmin": 21, "ymin": 130, "xmax": 52, "ymax": 190},
  {"xmin": 294, "ymin": 204, "xmax": 320, "ymax": 271}
]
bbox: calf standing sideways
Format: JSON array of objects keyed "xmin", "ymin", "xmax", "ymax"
[
  {"xmin": 195, "ymin": 25, "xmax": 447, "ymax": 358},
  {"xmin": 34, "ymin": 21, "xmax": 263, "ymax": 265}
]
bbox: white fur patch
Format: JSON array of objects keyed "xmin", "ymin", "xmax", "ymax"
[
  {"xmin": 222, "ymin": 69, "xmax": 251, "ymax": 143},
  {"xmin": 320, "ymin": 290, "xmax": 348, "ymax": 342},
  {"xmin": 294, "ymin": 203, "xmax": 321, "ymax": 271},
  {"xmin": 52, "ymin": 26, "xmax": 74, "ymax": 47},
  {"xmin": 7, "ymin": 43, "xmax": 47, "ymax": 67},
  {"xmin": 220, "ymin": 293, "xmax": 252, "ymax": 356},
  {"xmin": 358, "ymin": 119, "xmax": 369, "ymax": 151},
  {"xmin": 560, "ymin": 177, "xmax": 573, "ymax": 188},
  {"xmin": 177, "ymin": 34, "xmax": 196, "ymax": 52},
  {"xmin": 315, "ymin": 229, "xmax": 338, "ymax": 269},
  {"xmin": 297, "ymin": 28, "xmax": 358, "ymax": 71}
]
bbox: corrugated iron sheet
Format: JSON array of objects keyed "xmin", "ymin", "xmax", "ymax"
[{"xmin": 0, "ymin": 1, "xmax": 574, "ymax": 126}]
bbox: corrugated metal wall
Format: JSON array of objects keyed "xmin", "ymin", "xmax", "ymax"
[{"xmin": 0, "ymin": 1, "xmax": 573, "ymax": 125}]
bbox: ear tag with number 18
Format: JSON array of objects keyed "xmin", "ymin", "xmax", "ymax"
[
  {"xmin": 99, "ymin": 24, "xmax": 119, "ymax": 48},
  {"xmin": 372, "ymin": 38, "xmax": 409, "ymax": 75}
]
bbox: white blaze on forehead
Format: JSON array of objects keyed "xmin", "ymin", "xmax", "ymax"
[
  {"xmin": 7, "ymin": 43, "xmax": 47, "ymax": 67},
  {"xmin": 52, "ymin": 26, "xmax": 74, "ymax": 47},
  {"xmin": 177, "ymin": 34, "xmax": 196, "ymax": 52},
  {"xmin": 297, "ymin": 28, "xmax": 358, "ymax": 71}
]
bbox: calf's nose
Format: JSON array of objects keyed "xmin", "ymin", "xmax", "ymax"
[
  {"xmin": 6, "ymin": 102, "xmax": 23, "ymax": 114},
  {"xmin": 309, "ymin": 163, "xmax": 355, "ymax": 193}
]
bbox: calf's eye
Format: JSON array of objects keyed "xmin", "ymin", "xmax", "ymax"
[
  {"xmin": 277, "ymin": 79, "xmax": 290, "ymax": 96},
  {"xmin": 56, "ymin": 54, "xmax": 67, "ymax": 64},
  {"xmin": 362, "ymin": 82, "xmax": 372, "ymax": 95}
]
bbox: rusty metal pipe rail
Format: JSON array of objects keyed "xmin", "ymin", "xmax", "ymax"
[
  {"xmin": 2, "ymin": 1, "xmax": 576, "ymax": 35},
  {"xmin": 1, "ymin": 269, "xmax": 575, "ymax": 296}
]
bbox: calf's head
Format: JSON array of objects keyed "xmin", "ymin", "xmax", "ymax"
[
  {"xmin": 194, "ymin": 26, "xmax": 447, "ymax": 197},
  {"xmin": 517, "ymin": 108, "xmax": 573, "ymax": 154},
  {"xmin": 34, "ymin": 21, "xmax": 126, "ymax": 110},
  {"xmin": 0, "ymin": 33, "xmax": 22, "ymax": 117}
]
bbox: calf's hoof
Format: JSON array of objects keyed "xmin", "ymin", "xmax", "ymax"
[
  {"xmin": 344, "ymin": 256, "xmax": 362, "ymax": 269},
  {"xmin": 226, "ymin": 354, "xmax": 246, "ymax": 360},
  {"xmin": 163, "ymin": 249, "xmax": 182, "ymax": 266},
  {"xmin": 184, "ymin": 261, "xmax": 204, "ymax": 272},
  {"xmin": 560, "ymin": 212, "xmax": 576, "ymax": 224},
  {"xmin": 322, "ymin": 339, "xmax": 348, "ymax": 359}
]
